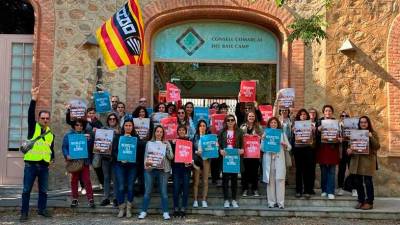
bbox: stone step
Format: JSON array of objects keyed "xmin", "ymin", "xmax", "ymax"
[{"xmin": 1, "ymin": 199, "xmax": 399, "ymax": 220}]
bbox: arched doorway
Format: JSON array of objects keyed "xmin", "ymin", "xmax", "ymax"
[{"xmin": 151, "ymin": 20, "xmax": 279, "ymax": 109}]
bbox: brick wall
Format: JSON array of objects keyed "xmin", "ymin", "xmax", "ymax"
[{"xmin": 388, "ymin": 13, "xmax": 400, "ymax": 156}]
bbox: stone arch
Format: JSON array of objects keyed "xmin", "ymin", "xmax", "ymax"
[
  {"xmin": 127, "ymin": 0, "xmax": 304, "ymax": 109},
  {"xmin": 28, "ymin": 0, "xmax": 55, "ymax": 112},
  {"xmin": 387, "ymin": 13, "xmax": 400, "ymax": 156}
]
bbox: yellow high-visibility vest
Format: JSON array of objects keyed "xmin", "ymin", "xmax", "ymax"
[{"xmin": 24, "ymin": 123, "xmax": 54, "ymax": 163}]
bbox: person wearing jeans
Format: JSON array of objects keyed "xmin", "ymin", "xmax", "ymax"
[
  {"xmin": 348, "ymin": 116, "xmax": 380, "ymax": 210},
  {"xmin": 316, "ymin": 105, "xmax": 341, "ymax": 200},
  {"xmin": 112, "ymin": 119, "xmax": 139, "ymax": 218},
  {"xmin": 62, "ymin": 119, "xmax": 95, "ymax": 208},
  {"xmin": 139, "ymin": 126, "xmax": 174, "ymax": 220},
  {"xmin": 218, "ymin": 114, "xmax": 244, "ymax": 208},
  {"xmin": 20, "ymin": 88, "xmax": 55, "ymax": 222}
]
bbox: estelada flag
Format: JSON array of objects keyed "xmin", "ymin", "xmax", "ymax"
[
  {"xmin": 166, "ymin": 83, "xmax": 181, "ymax": 102},
  {"xmin": 239, "ymin": 80, "xmax": 256, "ymax": 102},
  {"xmin": 96, "ymin": 0, "xmax": 149, "ymax": 71}
]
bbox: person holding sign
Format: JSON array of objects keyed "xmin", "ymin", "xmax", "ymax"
[
  {"xmin": 184, "ymin": 102, "xmax": 196, "ymax": 139},
  {"xmin": 348, "ymin": 116, "xmax": 380, "ymax": 210},
  {"xmin": 261, "ymin": 117, "xmax": 291, "ymax": 209},
  {"xmin": 61, "ymin": 119, "xmax": 95, "ymax": 209},
  {"xmin": 308, "ymin": 107, "xmax": 319, "ymax": 194},
  {"xmin": 192, "ymin": 120, "xmax": 213, "ymax": 208},
  {"xmin": 292, "ymin": 109, "xmax": 315, "ymax": 199},
  {"xmin": 112, "ymin": 119, "xmax": 139, "ymax": 218},
  {"xmin": 240, "ymin": 111, "xmax": 263, "ymax": 197},
  {"xmin": 316, "ymin": 105, "xmax": 341, "ymax": 200},
  {"xmin": 171, "ymin": 125, "xmax": 193, "ymax": 218},
  {"xmin": 139, "ymin": 126, "xmax": 174, "ymax": 220},
  {"xmin": 218, "ymin": 115, "xmax": 244, "ymax": 208}
]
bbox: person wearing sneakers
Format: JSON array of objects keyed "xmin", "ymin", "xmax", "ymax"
[
  {"xmin": 112, "ymin": 119, "xmax": 139, "ymax": 218},
  {"xmin": 316, "ymin": 105, "xmax": 341, "ymax": 200},
  {"xmin": 262, "ymin": 117, "xmax": 291, "ymax": 209},
  {"xmin": 192, "ymin": 120, "xmax": 212, "ymax": 208},
  {"xmin": 62, "ymin": 119, "xmax": 95, "ymax": 209},
  {"xmin": 171, "ymin": 125, "xmax": 193, "ymax": 218},
  {"xmin": 240, "ymin": 111, "xmax": 263, "ymax": 197},
  {"xmin": 218, "ymin": 114, "xmax": 244, "ymax": 208},
  {"xmin": 138, "ymin": 126, "xmax": 174, "ymax": 220},
  {"xmin": 348, "ymin": 116, "xmax": 380, "ymax": 210}
]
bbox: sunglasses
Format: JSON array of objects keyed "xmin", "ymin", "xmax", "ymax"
[
  {"xmin": 40, "ymin": 117, "xmax": 50, "ymax": 120},
  {"xmin": 139, "ymin": 100, "xmax": 146, "ymax": 103},
  {"xmin": 108, "ymin": 117, "xmax": 116, "ymax": 120},
  {"xmin": 226, "ymin": 119, "xmax": 235, "ymax": 122},
  {"xmin": 340, "ymin": 115, "xmax": 349, "ymax": 118}
]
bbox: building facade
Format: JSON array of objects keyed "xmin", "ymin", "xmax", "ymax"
[{"xmin": 1, "ymin": 0, "xmax": 400, "ymax": 196}]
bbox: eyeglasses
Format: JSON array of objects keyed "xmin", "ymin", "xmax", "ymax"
[
  {"xmin": 340, "ymin": 115, "xmax": 349, "ymax": 118},
  {"xmin": 226, "ymin": 119, "xmax": 235, "ymax": 122},
  {"xmin": 40, "ymin": 117, "xmax": 50, "ymax": 120},
  {"xmin": 108, "ymin": 118, "xmax": 116, "ymax": 121},
  {"xmin": 178, "ymin": 112, "xmax": 185, "ymax": 114}
]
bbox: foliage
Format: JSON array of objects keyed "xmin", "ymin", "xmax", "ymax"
[{"xmin": 287, "ymin": 15, "xmax": 327, "ymax": 45}]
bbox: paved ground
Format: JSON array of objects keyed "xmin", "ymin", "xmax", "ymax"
[{"xmin": 2, "ymin": 213, "xmax": 400, "ymax": 225}]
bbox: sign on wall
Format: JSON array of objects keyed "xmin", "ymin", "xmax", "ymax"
[{"xmin": 153, "ymin": 21, "xmax": 278, "ymax": 63}]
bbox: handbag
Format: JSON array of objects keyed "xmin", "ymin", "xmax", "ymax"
[
  {"xmin": 65, "ymin": 160, "xmax": 84, "ymax": 173},
  {"xmin": 20, "ymin": 130, "xmax": 51, "ymax": 154}
]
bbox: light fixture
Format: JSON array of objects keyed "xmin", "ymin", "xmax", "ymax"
[{"xmin": 338, "ymin": 39, "xmax": 356, "ymax": 53}]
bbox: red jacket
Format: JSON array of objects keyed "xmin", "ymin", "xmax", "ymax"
[{"xmin": 317, "ymin": 143, "xmax": 340, "ymax": 165}]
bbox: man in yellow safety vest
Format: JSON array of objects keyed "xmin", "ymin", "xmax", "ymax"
[{"xmin": 20, "ymin": 87, "xmax": 55, "ymax": 222}]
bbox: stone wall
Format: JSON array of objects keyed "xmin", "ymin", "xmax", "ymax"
[{"xmin": 49, "ymin": 0, "xmax": 129, "ymax": 188}]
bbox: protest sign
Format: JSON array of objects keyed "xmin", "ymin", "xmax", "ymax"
[
  {"xmin": 68, "ymin": 134, "xmax": 88, "ymax": 159},
  {"xmin": 145, "ymin": 141, "xmax": 166, "ymax": 169},
  {"xmin": 343, "ymin": 117, "xmax": 359, "ymax": 140},
  {"xmin": 243, "ymin": 135, "xmax": 261, "ymax": 158},
  {"xmin": 294, "ymin": 120, "xmax": 313, "ymax": 145},
  {"xmin": 151, "ymin": 112, "xmax": 169, "ymax": 127},
  {"xmin": 166, "ymin": 82, "xmax": 181, "ymax": 102},
  {"xmin": 160, "ymin": 117, "xmax": 178, "ymax": 141},
  {"xmin": 93, "ymin": 129, "xmax": 114, "ymax": 155},
  {"xmin": 211, "ymin": 114, "xmax": 225, "ymax": 134},
  {"xmin": 350, "ymin": 130, "xmax": 369, "ymax": 154},
  {"xmin": 258, "ymin": 105, "xmax": 273, "ymax": 124},
  {"xmin": 69, "ymin": 99, "xmax": 87, "ymax": 120},
  {"xmin": 133, "ymin": 118, "xmax": 150, "ymax": 140},
  {"xmin": 158, "ymin": 90, "xmax": 167, "ymax": 103},
  {"xmin": 146, "ymin": 107, "xmax": 153, "ymax": 116},
  {"xmin": 239, "ymin": 80, "xmax": 257, "ymax": 102},
  {"xmin": 117, "ymin": 136, "xmax": 138, "ymax": 163},
  {"xmin": 200, "ymin": 134, "xmax": 219, "ymax": 159},
  {"xmin": 321, "ymin": 120, "xmax": 340, "ymax": 143},
  {"xmin": 194, "ymin": 107, "xmax": 210, "ymax": 127},
  {"xmin": 93, "ymin": 91, "xmax": 111, "ymax": 113},
  {"xmin": 277, "ymin": 88, "xmax": 295, "ymax": 109},
  {"xmin": 223, "ymin": 148, "xmax": 240, "ymax": 173},
  {"xmin": 174, "ymin": 139, "xmax": 193, "ymax": 163},
  {"xmin": 262, "ymin": 128, "xmax": 282, "ymax": 153}
]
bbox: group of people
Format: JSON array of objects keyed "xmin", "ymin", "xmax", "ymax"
[{"xmin": 20, "ymin": 87, "xmax": 380, "ymax": 222}]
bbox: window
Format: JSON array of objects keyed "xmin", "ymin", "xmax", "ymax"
[{"xmin": 8, "ymin": 42, "xmax": 33, "ymax": 150}]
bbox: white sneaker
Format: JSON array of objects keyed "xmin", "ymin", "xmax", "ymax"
[
  {"xmin": 138, "ymin": 211, "xmax": 147, "ymax": 219},
  {"xmin": 231, "ymin": 200, "xmax": 239, "ymax": 208},
  {"xmin": 163, "ymin": 212, "xmax": 170, "ymax": 220},
  {"xmin": 337, "ymin": 189, "xmax": 344, "ymax": 196},
  {"xmin": 328, "ymin": 194, "xmax": 335, "ymax": 200},
  {"xmin": 352, "ymin": 189, "xmax": 358, "ymax": 197},
  {"xmin": 242, "ymin": 190, "xmax": 248, "ymax": 197},
  {"xmin": 253, "ymin": 190, "xmax": 260, "ymax": 197},
  {"xmin": 321, "ymin": 192, "xmax": 327, "ymax": 197},
  {"xmin": 224, "ymin": 200, "xmax": 230, "ymax": 208},
  {"xmin": 193, "ymin": 200, "xmax": 198, "ymax": 208},
  {"xmin": 81, "ymin": 188, "xmax": 86, "ymax": 195},
  {"xmin": 201, "ymin": 200, "xmax": 208, "ymax": 208}
]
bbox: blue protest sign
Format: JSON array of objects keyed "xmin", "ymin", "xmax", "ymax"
[
  {"xmin": 68, "ymin": 134, "xmax": 88, "ymax": 159},
  {"xmin": 93, "ymin": 91, "xmax": 111, "ymax": 113},
  {"xmin": 223, "ymin": 148, "xmax": 240, "ymax": 173},
  {"xmin": 117, "ymin": 136, "xmax": 138, "ymax": 163},
  {"xmin": 262, "ymin": 128, "xmax": 282, "ymax": 153},
  {"xmin": 200, "ymin": 134, "xmax": 219, "ymax": 159},
  {"xmin": 194, "ymin": 107, "xmax": 210, "ymax": 127},
  {"xmin": 146, "ymin": 107, "xmax": 153, "ymax": 116}
]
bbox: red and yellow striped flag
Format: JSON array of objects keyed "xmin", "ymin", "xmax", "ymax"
[{"xmin": 96, "ymin": 0, "xmax": 149, "ymax": 71}]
